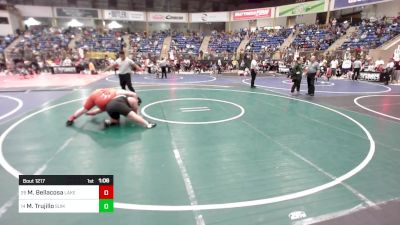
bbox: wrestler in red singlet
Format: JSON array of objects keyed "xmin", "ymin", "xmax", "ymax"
[
  {"xmin": 83, "ymin": 88, "xmax": 117, "ymax": 111},
  {"xmin": 66, "ymin": 88, "xmax": 155, "ymax": 128}
]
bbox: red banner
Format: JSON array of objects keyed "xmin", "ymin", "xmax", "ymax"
[{"xmin": 232, "ymin": 8, "xmax": 272, "ymax": 21}]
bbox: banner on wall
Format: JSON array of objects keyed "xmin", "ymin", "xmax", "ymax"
[
  {"xmin": 103, "ymin": 10, "xmax": 145, "ymax": 21},
  {"xmin": 232, "ymin": 8, "xmax": 273, "ymax": 21},
  {"xmin": 86, "ymin": 52, "xmax": 117, "ymax": 60},
  {"xmin": 55, "ymin": 8, "xmax": 99, "ymax": 19},
  {"xmin": 360, "ymin": 71, "xmax": 380, "ymax": 81},
  {"xmin": 190, "ymin": 12, "xmax": 229, "ymax": 22},
  {"xmin": 277, "ymin": 0, "xmax": 325, "ymax": 17},
  {"xmin": 15, "ymin": 5, "xmax": 53, "ymax": 18},
  {"xmin": 148, "ymin": 12, "xmax": 188, "ymax": 23},
  {"xmin": 333, "ymin": 0, "xmax": 391, "ymax": 9},
  {"xmin": 52, "ymin": 66, "xmax": 77, "ymax": 74}
]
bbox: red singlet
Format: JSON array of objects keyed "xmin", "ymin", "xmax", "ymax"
[{"xmin": 84, "ymin": 88, "xmax": 117, "ymax": 111}]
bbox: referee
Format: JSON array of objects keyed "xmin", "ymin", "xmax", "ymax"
[
  {"xmin": 250, "ymin": 57, "xmax": 258, "ymax": 88},
  {"xmin": 306, "ymin": 56, "xmax": 320, "ymax": 96},
  {"xmin": 160, "ymin": 57, "xmax": 167, "ymax": 79},
  {"xmin": 105, "ymin": 51, "xmax": 142, "ymax": 92}
]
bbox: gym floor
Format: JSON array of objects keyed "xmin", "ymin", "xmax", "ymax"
[{"xmin": 0, "ymin": 73, "xmax": 399, "ymax": 225}]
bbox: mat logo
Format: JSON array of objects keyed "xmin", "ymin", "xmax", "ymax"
[
  {"xmin": 288, "ymin": 211, "xmax": 307, "ymax": 220},
  {"xmin": 179, "ymin": 107, "xmax": 211, "ymax": 113}
]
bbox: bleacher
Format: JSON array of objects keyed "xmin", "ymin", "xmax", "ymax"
[
  {"xmin": 340, "ymin": 20, "xmax": 400, "ymax": 50},
  {"xmin": 208, "ymin": 31, "xmax": 242, "ymax": 54},
  {"xmin": 130, "ymin": 32, "xmax": 168, "ymax": 55},
  {"xmin": 292, "ymin": 25, "xmax": 341, "ymax": 50},
  {"xmin": 12, "ymin": 26, "xmax": 71, "ymax": 59},
  {"xmin": 170, "ymin": 32, "xmax": 203, "ymax": 55},
  {"xmin": 76, "ymin": 28, "xmax": 123, "ymax": 52},
  {"xmin": 248, "ymin": 29, "xmax": 292, "ymax": 53},
  {"xmin": 0, "ymin": 35, "xmax": 17, "ymax": 54}
]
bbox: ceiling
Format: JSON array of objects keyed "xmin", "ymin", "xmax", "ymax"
[{"xmin": 6, "ymin": 0, "xmax": 314, "ymax": 12}]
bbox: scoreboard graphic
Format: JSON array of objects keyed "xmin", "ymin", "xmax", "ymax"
[{"xmin": 19, "ymin": 175, "xmax": 114, "ymax": 213}]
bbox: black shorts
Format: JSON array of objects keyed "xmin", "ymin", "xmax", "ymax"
[{"xmin": 105, "ymin": 97, "xmax": 132, "ymax": 120}]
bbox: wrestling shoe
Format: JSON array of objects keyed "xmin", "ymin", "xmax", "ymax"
[
  {"xmin": 66, "ymin": 116, "xmax": 75, "ymax": 126},
  {"xmin": 66, "ymin": 120, "xmax": 74, "ymax": 126},
  {"xmin": 103, "ymin": 119, "xmax": 111, "ymax": 128},
  {"xmin": 147, "ymin": 123, "xmax": 157, "ymax": 129},
  {"xmin": 103, "ymin": 119, "xmax": 119, "ymax": 128}
]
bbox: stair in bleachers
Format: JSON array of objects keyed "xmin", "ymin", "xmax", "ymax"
[
  {"xmin": 68, "ymin": 39, "xmax": 75, "ymax": 49},
  {"xmin": 199, "ymin": 35, "xmax": 211, "ymax": 57},
  {"xmin": 4, "ymin": 36, "xmax": 23, "ymax": 61},
  {"xmin": 68, "ymin": 33, "xmax": 81, "ymax": 49},
  {"xmin": 123, "ymin": 34, "xmax": 130, "ymax": 54},
  {"xmin": 279, "ymin": 30, "xmax": 297, "ymax": 51},
  {"xmin": 270, "ymin": 31, "xmax": 296, "ymax": 60},
  {"xmin": 324, "ymin": 26, "xmax": 357, "ymax": 55},
  {"xmin": 70, "ymin": 33, "xmax": 82, "ymax": 49},
  {"xmin": 369, "ymin": 34, "xmax": 400, "ymax": 61},
  {"xmin": 236, "ymin": 38, "xmax": 249, "ymax": 59},
  {"xmin": 160, "ymin": 36, "xmax": 172, "ymax": 59},
  {"xmin": 378, "ymin": 34, "xmax": 400, "ymax": 50}
]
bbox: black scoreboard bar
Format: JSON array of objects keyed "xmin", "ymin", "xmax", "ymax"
[{"xmin": 19, "ymin": 175, "xmax": 113, "ymax": 185}]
